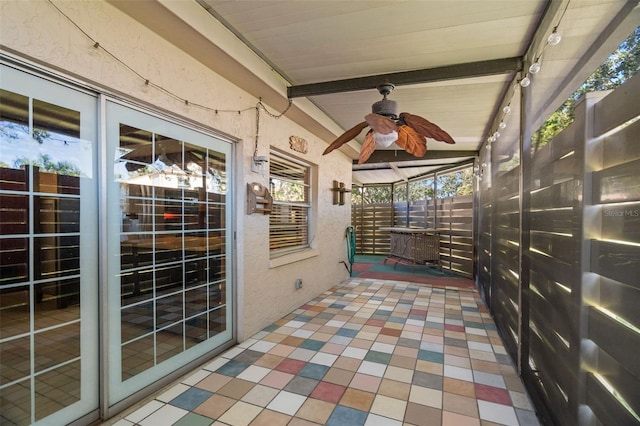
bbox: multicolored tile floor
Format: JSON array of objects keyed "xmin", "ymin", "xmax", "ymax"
[{"xmin": 108, "ymin": 278, "xmax": 539, "ymax": 426}]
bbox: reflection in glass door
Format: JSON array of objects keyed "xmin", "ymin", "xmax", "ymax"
[
  {"xmin": 106, "ymin": 102, "xmax": 233, "ymax": 407},
  {"xmin": 0, "ymin": 65, "xmax": 98, "ymax": 425}
]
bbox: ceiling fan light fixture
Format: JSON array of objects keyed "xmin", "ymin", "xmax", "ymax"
[
  {"xmin": 322, "ymin": 82, "xmax": 455, "ymax": 161},
  {"xmin": 373, "ymin": 130, "xmax": 398, "ymax": 148}
]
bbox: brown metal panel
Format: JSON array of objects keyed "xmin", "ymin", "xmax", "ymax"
[
  {"xmin": 550, "ymin": 123, "xmax": 577, "ymax": 162},
  {"xmin": 591, "ymin": 240, "xmax": 640, "ymax": 287},
  {"xmin": 529, "ymin": 269, "xmax": 573, "ymax": 333},
  {"xmin": 601, "ymin": 119, "xmax": 640, "ymax": 169},
  {"xmin": 592, "ymin": 158, "xmax": 640, "ymax": 204},
  {"xmin": 528, "ymin": 332, "xmax": 572, "ymax": 425},
  {"xmin": 593, "ymin": 72, "xmax": 640, "ymax": 138},
  {"xmin": 600, "ymin": 200, "xmax": 640, "ymax": 244},
  {"xmin": 588, "ymin": 307, "xmax": 640, "ymax": 379},
  {"xmin": 530, "ymin": 232, "xmax": 576, "ymax": 264},
  {"xmin": 528, "ymin": 314, "xmax": 573, "ymax": 394},
  {"xmin": 530, "ymin": 180, "xmax": 581, "ymax": 209},
  {"xmin": 586, "ymin": 373, "xmax": 639, "ymax": 426},
  {"xmin": 596, "ymin": 275, "xmax": 640, "ymax": 332},
  {"xmin": 530, "ymin": 209, "xmax": 573, "ymax": 233},
  {"xmin": 592, "ymin": 344, "xmax": 640, "ymax": 420}
]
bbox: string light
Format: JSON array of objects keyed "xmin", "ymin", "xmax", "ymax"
[
  {"xmin": 529, "ymin": 60, "xmax": 542, "ymax": 74},
  {"xmin": 46, "ymin": 0, "xmax": 292, "ymax": 121},
  {"xmin": 483, "ymin": 0, "xmax": 570, "ymax": 155},
  {"xmin": 547, "ymin": 28, "xmax": 562, "ymax": 46}
]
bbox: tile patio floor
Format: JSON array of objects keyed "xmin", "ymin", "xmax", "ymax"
[{"xmin": 107, "ymin": 278, "xmax": 540, "ymax": 426}]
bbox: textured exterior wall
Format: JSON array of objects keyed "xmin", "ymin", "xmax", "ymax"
[{"xmin": 0, "ymin": 0, "xmax": 352, "ymax": 340}]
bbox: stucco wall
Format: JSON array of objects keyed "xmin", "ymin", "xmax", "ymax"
[{"xmin": 0, "ymin": 0, "xmax": 352, "ymax": 340}]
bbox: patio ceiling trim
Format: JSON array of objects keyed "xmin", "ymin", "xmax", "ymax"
[{"xmin": 287, "ymin": 57, "xmax": 523, "ymax": 98}]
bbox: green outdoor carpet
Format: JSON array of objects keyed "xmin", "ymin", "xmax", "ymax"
[{"xmin": 351, "ymin": 254, "xmax": 475, "ymax": 289}]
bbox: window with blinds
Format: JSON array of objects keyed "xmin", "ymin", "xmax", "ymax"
[{"xmin": 269, "ymin": 152, "xmax": 311, "ymax": 257}]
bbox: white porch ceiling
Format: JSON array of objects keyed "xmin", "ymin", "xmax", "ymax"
[{"xmin": 112, "ymin": 0, "xmax": 640, "ymax": 184}]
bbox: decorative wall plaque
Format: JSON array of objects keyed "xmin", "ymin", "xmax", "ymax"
[
  {"xmin": 289, "ymin": 136, "xmax": 308, "ymax": 154},
  {"xmin": 331, "ymin": 180, "xmax": 351, "ymax": 205}
]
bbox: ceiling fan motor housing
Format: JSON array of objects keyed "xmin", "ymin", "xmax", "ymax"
[
  {"xmin": 372, "ymin": 98, "xmax": 398, "ymax": 119},
  {"xmin": 372, "ymin": 83, "xmax": 399, "ymax": 119}
]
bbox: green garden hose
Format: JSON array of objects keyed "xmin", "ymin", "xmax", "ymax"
[{"xmin": 343, "ymin": 225, "xmax": 356, "ymax": 276}]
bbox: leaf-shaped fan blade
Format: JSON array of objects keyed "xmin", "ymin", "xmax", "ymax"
[
  {"xmin": 358, "ymin": 130, "xmax": 376, "ymax": 164},
  {"xmin": 365, "ymin": 113, "xmax": 397, "ymax": 135},
  {"xmin": 400, "ymin": 112, "xmax": 455, "ymax": 144},
  {"xmin": 323, "ymin": 121, "xmax": 369, "ymax": 155},
  {"xmin": 396, "ymin": 125, "xmax": 427, "ymax": 157}
]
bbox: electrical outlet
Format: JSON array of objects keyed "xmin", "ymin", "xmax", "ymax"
[{"xmin": 295, "ymin": 279, "xmax": 303, "ymax": 289}]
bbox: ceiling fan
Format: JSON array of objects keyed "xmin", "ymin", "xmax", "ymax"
[{"xmin": 322, "ymin": 83, "xmax": 455, "ymax": 164}]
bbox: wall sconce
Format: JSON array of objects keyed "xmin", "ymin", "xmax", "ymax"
[
  {"xmin": 331, "ymin": 180, "xmax": 351, "ymax": 205},
  {"xmin": 251, "ymin": 155, "xmax": 268, "ymax": 174}
]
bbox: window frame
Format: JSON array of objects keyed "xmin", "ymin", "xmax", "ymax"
[{"xmin": 268, "ymin": 150, "xmax": 312, "ymax": 259}]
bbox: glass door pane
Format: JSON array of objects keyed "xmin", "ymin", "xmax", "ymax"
[
  {"xmin": 0, "ymin": 64, "xmax": 98, "ymax": 425},
  {"xmin": 106, "ymin": 101, "xmax": 233, "ymax": 406}
]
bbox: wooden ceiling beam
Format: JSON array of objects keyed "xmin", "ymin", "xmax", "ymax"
[
  {"xmin": 288, "ymin": 57, "xmax": 523, "ymax": 98},
  {"xmin": 354, "ymin": 150, "xmax": 477, "ymax": 165}
]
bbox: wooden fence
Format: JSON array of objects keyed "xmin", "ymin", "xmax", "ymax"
[
  {"xmin": 476, "ymin": 74, "xmax": 640, "ymax": 425},
  {"xmin": 351, "ymin": 194, "xmax": 473, "ymax": 278}
]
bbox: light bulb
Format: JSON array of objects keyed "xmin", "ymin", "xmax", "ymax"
[
  {"xmin": 486, "ymin": 143, "xmax": 492, "ymax": 151},
  {"xmin": 494, "ymin": 131, "xmax": 501, "ymax": 139},
  {"xmin": 529, "ymin": 60, "xmax": 541, "ymax": 74},
  {"xmin": 503, "ymin": 105, "xmax": 512, "ymax": 114},
  {"xmin": 520, "ymin": 76, "xmax": 531, "ymax": 87},
  {"xmin": 547, "ymin": 31, "xmax": 562, "ymax": 46},
  {"xmin": 499, "ymin": 122, "xmax": 507, "ymax": 129}
]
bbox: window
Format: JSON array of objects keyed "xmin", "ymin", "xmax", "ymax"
[{"xmin": 269, "ymin": 152, "xmax": 311, "ymax": 257}]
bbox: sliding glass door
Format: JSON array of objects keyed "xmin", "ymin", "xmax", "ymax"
[
  {"xmin": 0, "ymin": 64, "xmax": 99, "ymax": 425},
  {"xmin": 1, "ymin": 64, "xmax": 234, "ymax": 424},
  {"xmin": 105, "ymin": 101, "xmax": 233, "ymax": 407}
]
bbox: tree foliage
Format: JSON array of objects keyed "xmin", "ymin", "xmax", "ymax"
[
  {"xmin": 352, "ymin": 167, "xmax": 473, "ymax": 205},
  {"xmin": 13, "ymin": 153, "xmax": 82, "ymax": 176},
  {"xmin": 532, "ymin": 26, "xmax": 639, "ymax": 148}
]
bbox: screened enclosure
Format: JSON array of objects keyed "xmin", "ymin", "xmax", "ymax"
[{"xmin": 351, "ymin": 163, "xmax": 475, "ymax": 278}]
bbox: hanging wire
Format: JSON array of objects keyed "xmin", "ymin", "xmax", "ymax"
[
  {"xmin": 254, "ymin": 98, "xmax": 293, "ymax": 156},
  {"xmin": 255, "ymin": 101, "xmax": 261, "ymax": 157},
  {"xmin": 46, "ymin": 0, "xmax": 293, "ymax": 119}
]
